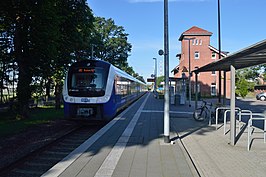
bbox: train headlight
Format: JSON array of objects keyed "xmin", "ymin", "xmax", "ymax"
[{"xmin": 97, "ymin": 96, "xmax": 109, "ymax": 103}]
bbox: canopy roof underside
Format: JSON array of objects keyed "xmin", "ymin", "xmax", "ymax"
[{"xmin": 194, "ymin": 39, "xmax": 266, "ymax": 73}]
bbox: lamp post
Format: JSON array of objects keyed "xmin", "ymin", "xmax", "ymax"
[
  {"xmin": 163, "ymin": 0, "xmax": 170, "ymax": 143},
  {"xmin": 153, "ymin": 58, "xmax": 157, "ymax": 97},
  {"xmin": 218, "ymin": 0, "xmax": 222, "ymax": 103},
  {"xmin": 157, "ymin": 0, "xmax": 170, "ymax": 143},
  {"xmin": 183, "ymin": 37, "xmax": 195, "ymax": 107}
]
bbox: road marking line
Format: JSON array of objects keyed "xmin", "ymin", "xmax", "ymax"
[
  {"xmin": 94, "ymin": 93, "xmax": 149, "ymax": 177},
  {"xmin": 142, "ymin": 110, "xmax": 193, "ymax": 114},
  {"xmin": 41, "ymin": 93, "xmax": 149, "ymax": 177}
]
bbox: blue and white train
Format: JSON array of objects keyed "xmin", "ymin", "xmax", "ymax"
[{"xmin": 63, "ymin": 60, "xmax": 146, "ymax": 121}]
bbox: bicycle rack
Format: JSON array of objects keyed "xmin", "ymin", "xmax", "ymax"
[
  {"xmin": 208, "ymin": 111, "xmax": 212, "ymax": 126},
  {"xmin": 247, "ymin": 113, "xmax": 266, "ymax": 151},
  {"xmin": 223, "ymin": 109, "xmax": 249, "ymax": 135},
  {"xmin": 215, "ymin": 106, "xmax": 240, "ymax": 130},
  {"xmin": 237, "ymin": 110, "xmax": 252, "ymax": 132}
]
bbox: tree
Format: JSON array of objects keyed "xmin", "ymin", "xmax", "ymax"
[
  {"xmin": 136, "ymin": 76, "xmax": 145, "ymax": 83},
  {"xmin": 0, "ymin": 0, "xmax": 95, "ymax": 117},
  {"xmin": 122, "ymin": 65, "xmax": 135, "ymax": 76},
  {"xmin": 92, "ymin": 17, "xmax": 141, "ymax": 82},
  {"xmin": 0, "ymin": 23, "xmax": 13, "ymax": 103},
  {"xmin": 236, "ymin": 77, "xmax": 249, "ymax": 98},
  {"xmin": 52, "ymin": 0, "xmax": 94, "ymax": 109},
  {"xmin": 261, "ymin": 64, "xmax": 266, "ymax": 82},
  {"xmin": 11, "ymin": 0, "xmax": 37, "ymax": 119},
  {"xmin": 156, "ymin": 76, "xmax": 165, "ymax": 88},
  {"xmin": 236, "ymin": 68, "xmax": 257, "ymax": 98},
  {"xmin": 0, "ymin": 0, "xmax": 135, "ymax": 117},
  {"xmin": 92, "ymin": 17, "xmax": 132, "ymax": 69}
]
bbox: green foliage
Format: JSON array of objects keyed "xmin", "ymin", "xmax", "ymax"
[
  {"xmin": 93, "ymin": 17, "xmax": 132, "ymax": 68},
  {"xmin": 0, "ymin": 0, "xmax": 143, "ymax": 118},
  {"xmin": 236, "ymin": 68, "xmax": 257, "ymax": 98},
  {"xmin": 156, "ymin": 76, "xmax": 165, "ymax": 88},
  {"xmin": 236, "ymin": 77, "xmax": 249, "ymax": 98},
  {"xmin": 0, "ymin": 108, "xmax": 63, "ymax": 137},
  {"xmin": 0, "ymin": 0, "xmax": 95, "ymax": 118},
  {"xmin": 261, "ymin": 64, "xmax": 266, "ymax": 81}
]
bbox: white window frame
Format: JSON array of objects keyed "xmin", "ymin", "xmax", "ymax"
[
  {"xmin": 212, "ymin": 52, "xmax": 216, "ymax": 59},
  {"xmin": 194, "ymin": 83, "xmax": 200, "ymax": 94},
  {"xmin": 211, "ymin": 83, "xmax": 216, "ymax": 96},
  {"xmin": 194, "ymin": 51, "xmax": 200, "ymax": 59}
]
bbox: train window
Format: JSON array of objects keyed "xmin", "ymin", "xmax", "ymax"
[
  {"xmin": 115, "ymin": 77, "xmax": 134, "ymax": 97},
  {"xmin": 71, "ymin": 70, "xmax": 103, "ymax": 89},
  {"xmin": 68, "ymin": 67, "xmax": 107, "ymax": 97}
]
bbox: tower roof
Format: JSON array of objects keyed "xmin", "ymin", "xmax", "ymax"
[{"xmin": 179, "ymin": 26, "xmax": 212, "ymax": 41}]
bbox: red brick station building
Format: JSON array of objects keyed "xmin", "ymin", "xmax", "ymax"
[{"xmin": 172, "ymin": 26, "xmax": 230, "ymax": 98}]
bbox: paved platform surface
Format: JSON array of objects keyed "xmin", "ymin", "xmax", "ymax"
[{"xmin": 43, "ymin": 92, "xmax": 266, "ymax": 177}]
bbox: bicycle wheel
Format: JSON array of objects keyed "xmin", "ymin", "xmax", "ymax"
[{"xmin": 193, "ymin": 108, "xmax": 207, "ymax": 121}]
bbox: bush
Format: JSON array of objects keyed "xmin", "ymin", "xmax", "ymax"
[{"xmin": 236, "ymin": 78, "xmax": 249, "ymax": 98}]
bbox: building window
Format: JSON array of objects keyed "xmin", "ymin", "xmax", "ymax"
[
  {"xmin": 212, "ymin": 52, "xmax": 216, "ymax": 59},
  {"xmin": 195, "ymin": 39, "xmax": 198, "ymax": 45},
  {"xmin": 199, "ymin": 39, "xmax": 202, "ymax": 45},
  {"xmin": 194, "ymin": 83, "xmax": 200, "ymax": 94},
  {"xmin": 211, "ymin": 83, "xmax": 216, "ymax": 96},
  {"xmin": 192, "ymin": 39, "xmax": 195, "ymax": 45},
  {"xmin": 194, "ymin": 51, "xmax": 200, "ymax": 59},
  {"xmin": 211, "ymin": 71, "xmax": 216, "ymax": 75}
]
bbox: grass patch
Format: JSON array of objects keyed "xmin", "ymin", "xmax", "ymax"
[{"xmin": 0, "ymin": 107, "xmax": 64, "ymax": 137}]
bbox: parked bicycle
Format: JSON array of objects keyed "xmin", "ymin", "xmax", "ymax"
[{"xmin": 193, "ymin": 100, "xmax": 215, "ymax": 123}]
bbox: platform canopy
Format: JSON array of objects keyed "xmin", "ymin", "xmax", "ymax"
[
  {"xmin": 192, "ymin": 39, "xmax": 266, "ymax": 146},
  {"xmin": 193, "ymin": 39, "xmax": 266, "ymax": 73}
]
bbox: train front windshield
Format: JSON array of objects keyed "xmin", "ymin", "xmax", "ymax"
[{"xmin": 68, "ymin": 67, "xmax": 108, "ymax": 97}]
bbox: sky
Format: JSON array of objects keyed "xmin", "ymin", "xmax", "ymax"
[{"xmin": 87, "ymin": 0, "xmax": 266, "ymax": 81}]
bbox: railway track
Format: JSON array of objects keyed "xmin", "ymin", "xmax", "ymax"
[{"xmin": 0, "ymin": 123, "xmax": 104, "ymax": 177}]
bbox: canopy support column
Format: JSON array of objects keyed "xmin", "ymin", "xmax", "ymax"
[
  {"xmin": 230, "ymin": 65, "xmax": 236, "ymax": 145},
  {"xmin": 223, "ymin": 70, "xmax": 226, "ymax": 105},
  {"xmin": 195, "ymin": 73, "xmax": 198, "ymax": 109}
]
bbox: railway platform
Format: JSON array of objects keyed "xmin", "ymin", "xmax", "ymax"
[{"xmin": 42, "ymin": 92, "xmax": 266, "ymax": 177}]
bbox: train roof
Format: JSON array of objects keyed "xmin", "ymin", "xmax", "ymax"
[
  {"xmin": 112, "ymin": 65, "xmax": 146, "ymax": 85},
  {"xmin": 70, "ymin": 60, "xmax": 146, "ymax": 85}
]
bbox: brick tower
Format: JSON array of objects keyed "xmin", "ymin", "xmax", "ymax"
[{"xmin": 172, "ymin": 26, "xmax": 229, "ymax": 97}]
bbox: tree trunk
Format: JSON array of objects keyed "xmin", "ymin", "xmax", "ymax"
[
  {"xmin": 16, "ymin": 60, "xmax": 32, "ymax": 119},
  {"xmin": 45, "ymin": 78, "xmax": 52, "ymax": 102},
  {"xmin": 14, "ymin": 14, "xmax": 32, "ymax": 119},
  {"xmin": 54, "ymin": 81, "xmax": 62, "ymax": 110},
  {"xmin": 0, "ymin": 61, "xmax": 5, "ymax": 104}
]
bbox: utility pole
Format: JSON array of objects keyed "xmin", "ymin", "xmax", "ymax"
[
  {"xmin": 159, "ymin": 0, "xmax": 170, "ymax": 143},
  {"xmin": 163, "ymin": 0, "xmax": 170, "ymax": 143},
  {"xmin": 153, "ymin": 58, "xmax": 157, "ymax": 98},
  {"xmin": 218, "ymin": 0, "xmax": 222, "ymax": 103}
]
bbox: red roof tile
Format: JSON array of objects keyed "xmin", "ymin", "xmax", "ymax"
[{"xmin": 179, "ymin": 26, "xmax": 212, "ymax": 40}]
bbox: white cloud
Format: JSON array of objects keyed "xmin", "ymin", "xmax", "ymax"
[{"xmin": 128, "ymin": 0, "xmax": 208, "ymax": 3}]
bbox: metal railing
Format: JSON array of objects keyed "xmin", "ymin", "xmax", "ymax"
[
  {"xmin": 247, "ymin": 113, "xmax": 266, "ymax": 151},
  {"xmin": 215, "ymin": 106, "xmax": 266, "ymax": 151},
  {"xmin": 223, "ymin": 109, "xmax": 252, "ymax": 135},
  {"xmin": 215, "ymin": 106, "xmax": 240, "ymax": 129},
  {"xmin": 237, "ymin": 110, "xmax": 252, "ymax": 132}
]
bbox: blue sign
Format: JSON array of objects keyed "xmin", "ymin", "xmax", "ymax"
[{"xmin": 81, "ymin": 98, "xmax": 90, "ymax": 103}]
